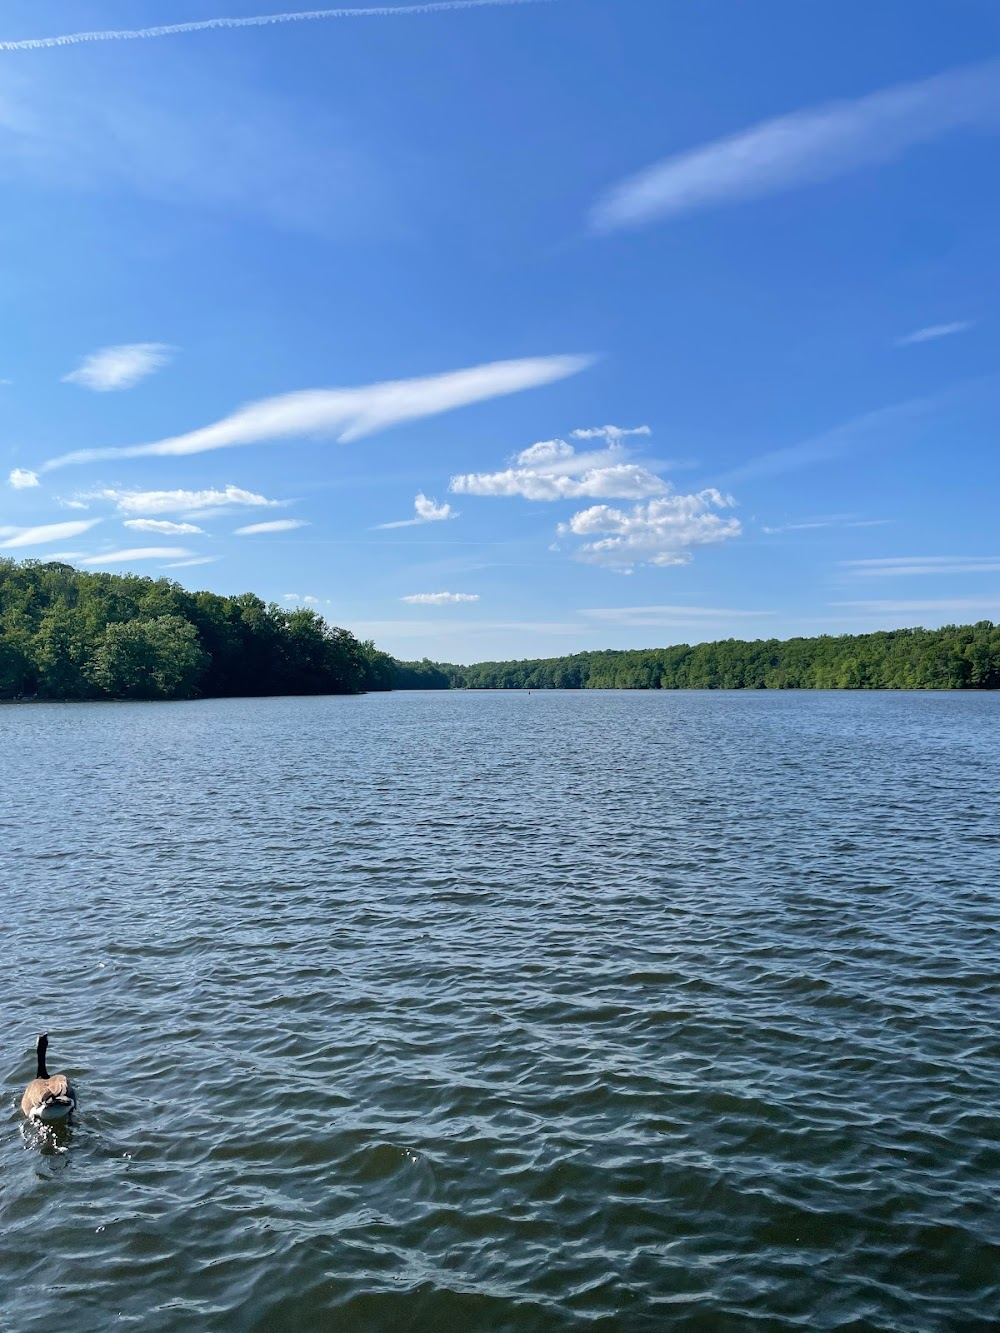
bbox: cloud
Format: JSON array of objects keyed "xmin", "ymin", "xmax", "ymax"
[
  {"xmin": 63, "ymin": 343, "xmax": 174, "ymax": 392},
  {"xmin": 895, "ymin": 321, "xmax": 973, "ymax": 346},
  {"xmin": 570, "ymin": 425, "xmax": 651, "ymax": 442},
  {"xmin": 558, "ymin": 490, "xmax": 742, "ymax": 572},
  {"xmin": 42, "ymin": 355, "xmax": 595, "ymax": 471},
  {"xmin": 450, "ymin": 433, "xmax": 667, "ymax": 501},
  {"xmin": 841, "ymin": 556, "xmax": 1000, "ymax": 577},
  {"xmin": 0, "ymin": 519, "xmax": 99, "ymax": 548},
  {"xmin": 282, "ymin": 592, "xmax": 321, "ymax": 604},
  {"xmin": 402, "ymin": 592, "xmax": 480, "ymax": 604},
  {"xmin": 80, "ymin": 547, "xmax": 192, "ymax": 565},
  {"xmin": 8, "ymin": 468, "xmax": 40, "ymax": 489},
  {"xmin": 234, "ymin": 518, "xmax": 309, "ymax": 535},
  {"xmin": 163, "ymin": 557, "xmax": 221, "ymax": 568},
  {"xmin": 123, "ymin": 518, "xmax": 205, "ymax": 535},
  {"xmin": 591, "ymin": 58, "xmax": 1000, "ymax": 232},
  {"xmin": 377, "ymin": 493, "xmax": 458, "ymax": 529},
  {"xmin": 81, "ymin": 485, "xmax": 282, "ymax": 516},
  {"xmin": 833, "ymin": 598, "xmax": 1000, "ymax": 614},
  {"xmin": 581, "ymin": 604, "xmax": 774, "ymax": 625},
  {"xmin": 762, "ymin": 514, "xmax": 892, "ymax": 535},
  {"xmin": 721, "ymin": 393, "xmax": 938, "ymax": 485},
  {"xmin": 0, "ymin": 1, "xmax": 550, "ymax": 53}
]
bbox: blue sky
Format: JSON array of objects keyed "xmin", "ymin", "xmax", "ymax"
[{"xmin": 2, "ymin": 0, "xmax": 999, "ymax": 663}]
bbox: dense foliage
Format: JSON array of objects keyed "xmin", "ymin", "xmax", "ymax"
[
  {"xmin": 398, "ymin": 623, "xmax": 1000, "ymax": 691},
  {"xmin": 0, "ymin": 559, "xmax": 395, "ymax": 701}
]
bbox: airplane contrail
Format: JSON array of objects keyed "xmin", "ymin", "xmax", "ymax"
[{"xmin": 0, "ymin": 0, "xmax": 551, "ymax": 53}]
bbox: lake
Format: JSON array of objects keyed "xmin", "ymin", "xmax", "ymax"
[{"xmin": 1, "ymin": 690, "xmax": 998, "ymax": 1331}]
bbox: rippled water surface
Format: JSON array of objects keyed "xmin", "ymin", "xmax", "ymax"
[{"xmin": 2, "ymin": 690, "xmax": 999, "ymax": 1331}]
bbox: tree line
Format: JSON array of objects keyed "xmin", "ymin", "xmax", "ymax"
[
  {"xmin": 0, "ymin": 559, "xmax": 395, "ymax": 701},
  {"xmin": 395, "ymin": 621, "xmax": 1000, "ymax": 691}
]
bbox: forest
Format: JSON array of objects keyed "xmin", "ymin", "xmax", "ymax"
[
  {"xmin": 0, "ymin": 559, "xmax": 395, "ymax": 701},
  {"xmin": 395, "ymin": 621, "xmax": 1000, "ymax": 691}
]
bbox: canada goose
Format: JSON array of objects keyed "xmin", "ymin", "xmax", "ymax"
[{"xmin": 21, "ymin": 1034, "xmax": 76, "ymax": 1122}]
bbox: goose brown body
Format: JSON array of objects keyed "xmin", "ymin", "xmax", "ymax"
[{"xmin": 21, "ymin": 1035, "xmax": 76, "ymax": 1122}]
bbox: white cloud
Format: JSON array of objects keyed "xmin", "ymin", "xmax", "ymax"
[
  {"xmin": 0, "ymin": 519, "xmax": 99, "ymax": 548},
  {"xmin": 0, "ymin": 2, "xmax": 549, "ymax": 53},
  {"xmin": 42, "ymin": 355, "xmax": 595, "ymax": 471},
  {"xmin": 895, "ymin": 321, "xmax": 973, "ymax": 346},
  {"xmin": 123, "ymin": 518, "xmax": 204, "ymax": 535},
  {"xmin": 282, "ymin": 592, "xmax": 320, "ymax": 604},
  {"xmin": 377, "ymin": 492, "xmax": 458, "ymax": 529},
  {"xmin": 591, "ymin": 59, "xmax": 1000, "ymax": 231},
  {"xmin": 842, "ymin": 556, "xmax": 1000, "ymax": 577},
  {"xmin": 402, "ymin": 592, "xmax": 480, "ymax": 605},
  {"xmin": 8, "ymin": 468, "xmax": 39, "ymax": 489},
  {"xmin": 451, "ymin": 434, "xmax": 667, "ymax": 501},
  {"xmin": 80, "ymin": 547, "xmax": 191, "ymax": 565},
  {"xmin": 163, "ymin": 556, "xmax": 221, "ymax": 568},
  {"xmin": 63, "ymin": 343, "xmax": 174, "ymax": 392},
  {"xmin": 559, "ymin": 490, "xmax": 742, "ymax": 572},
  {"xmin": 570, "ymin": 425, "xmax": 651, "ymax": 443},
  {"xmin": 82, "ymin": 485, "xmax": 281, "ymax": 516},
  {"xmin": 234, "ymin": 518, "xmax": 309, "ymax": 535}
]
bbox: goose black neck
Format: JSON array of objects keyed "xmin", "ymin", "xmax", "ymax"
[{"xmin": 36, "ymin": 1035, "xmax": 49, "ymax": 1080}]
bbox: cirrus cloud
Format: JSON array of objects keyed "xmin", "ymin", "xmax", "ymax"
[
  {"xmin": 234, "ymin": 519, "xmax": 309, "ymax": 535},
  {"xmin": 123, "ymin": 518, "xmax": 204, "ymax": 535},
  {"xmin": 79, "ymin": 546, "xmax": 191, "ymax": 565},
  {"xmin": 591, "ymin": 59, "xmax": 1000, "ymax": 232},
  {"xmin": 63, "ymin": 343, "xmax": 175, "ymax": 392},
  {"xmin": 42, "ymin": 354, "xmax": 595, "ymax": 471},
  {"xmin": 78, "ymin": 485, "xmax": 282, "ymax": 516},
  {"xmin": 0, "ymin": 519, "xmax": 100, "ymax": 548}
]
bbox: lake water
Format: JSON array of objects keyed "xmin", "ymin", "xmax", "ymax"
[{"xmin": 1, "ymin": 690, "xmax": 998, "ymax": 1331}]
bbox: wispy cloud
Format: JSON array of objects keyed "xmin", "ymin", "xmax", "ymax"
[
  {"xmin": 591, "ymin": 59, "xmax": 1000, "ymax": 232},
  {"xmin": 80, "ymin": 546, "xmax": 192, "ymax": 565},
  {"xmin": 0, "ymin": 1, "xmax": 550, "ymax": 54},
  {"xmin": 720, "ymin": 393, "xmax": 937, "ymax": 485},
  {"xmin": 234, "ymin": 518, "xmax": 310, "ymax": 535},
  {"xmin": 402, "ymin": 592, "xmax": 480, "ymax": 604},
  {"xmin": 123, "ymin": 518, "xmax": 204, "ymax": 535},
  {"xmin": 63, "ymin": 343, "xmax": 174, "ymax": 392},
  {"xmin": 377, "ymin": 493, "xmax": 458, "ymax": 529},
  {"xmin": 7, "ymin": 468, "xmax": 39, "ymax": 489},
  {"xmin": 283, "ymin": 593, "xmax": 321, "ymax": 604},
  {"xmin": 451, "ymin": 432, "xmax": 667, "ymax": 501},
  {"xmin": 42, "ymin": 355, "xmax": 594, "ymax": 471},
  {"xmin": 0, "ymin": 519, "xmax": 99, "ymax": 548},
  {"xmin": 833, "ymin": 597, "xmax": 1000, "ymax": 614},
  {"xmin": 581, "ymin": 604, "xmax": 774, "ymax": 625},
  {"xmin": 762, "ymin": 514, "xmax": 892, "ymax": 535},
  {"xmin": 558, "ymin": 490, "xmax": 742, "ymax": 573},
  {"xmin": 163, "ymin": 556, "xmax": 221, "ymax": 569},
  {"xmin": 79, "ymin": 485, "xmax": 282, "ymax": 515},
  {"xmin": 895, "ymin": 321, "xmax": 973, "ymax": 346},
  {"xmin": 570, "ymin": 425, "xmax": 651, "ymax": 443},
  {"xmin": 842, "ymin": 556, "xmax": 1000, "ymax": 577}
]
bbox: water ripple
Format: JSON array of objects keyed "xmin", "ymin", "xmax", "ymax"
[{"xmin": 1, "ymin": 691, "xmax": 998, "ymax": 1330}]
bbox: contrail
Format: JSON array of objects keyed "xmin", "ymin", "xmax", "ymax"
[{"xmin": 0, "ymin": 0, "xmax": 550, "ymax": 53}]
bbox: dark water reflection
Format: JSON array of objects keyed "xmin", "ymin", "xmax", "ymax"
[{"xmin": 1, "ymin": 691, "xmax": 998, "ymax": 1330}]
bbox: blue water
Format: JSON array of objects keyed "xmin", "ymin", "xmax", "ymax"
[{"xmin": 1, "ymin": 690, "xmax": 998, "ymax": 1330}]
